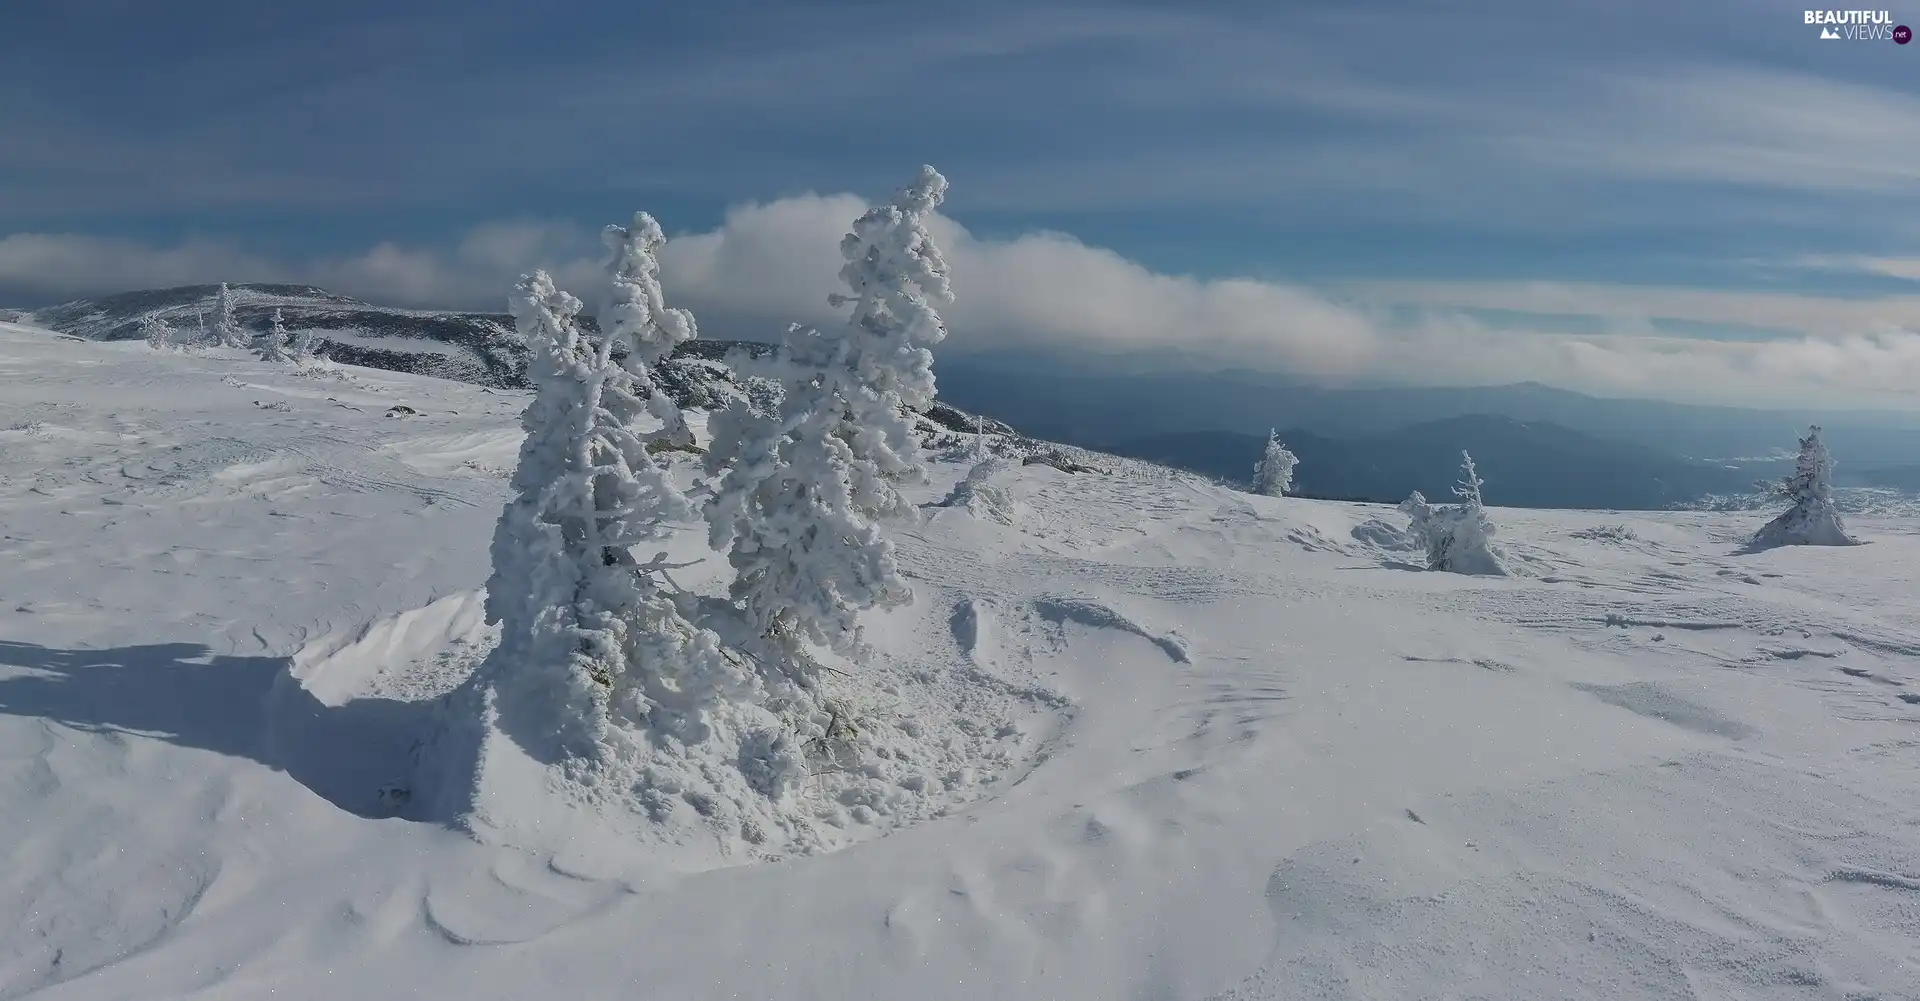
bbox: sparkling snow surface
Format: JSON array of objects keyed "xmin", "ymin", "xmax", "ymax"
[{"xmin": 2, "ymin": 320, "xmax": 1918, "ymax": 1000}]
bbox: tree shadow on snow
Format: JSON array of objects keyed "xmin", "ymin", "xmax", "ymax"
[
  {"xmin": 1732, "ymin": 537, "xmax": 1868, "ymax": 557},
  {"xmin": 0, "ymin": 640, "xmax": 431, "ymax": 819},
  {"xmin": 1334, "ymin": 560, "xmax": 1432, "ymax": 573}
]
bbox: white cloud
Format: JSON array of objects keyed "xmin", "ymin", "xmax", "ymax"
[
  {"xmin": 4, "ymin": 193, "xmax": 1919, "ymax": 411},
  {"xmin": 1356, "ymin": 279, "xmax": 1920, "ymax": 336},
  {"xmin": 659, "ymin": 197, "xmax": 1381, "ymax": 378}
]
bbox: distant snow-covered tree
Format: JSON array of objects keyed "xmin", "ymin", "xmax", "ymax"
[
  {"xmin": 211, "ymin": 283, "xmax": 249, "ymax": 348},
  {"xmin": 1752, "ymin": 425, "xmax": 1855, "ymax": 548},
  {"xmin": 1252, "ymin": 429, "xmax": 1297, "ymax": 496},
  {"xmin": 600, "ymin": 212, "xmax": 699, "ymax": 451},
  {"xmin": 258, "ymin": 309, "xmax": 293, "ymax": 363},
  {"xmin": 482, "ymin": 269, "xmax": 751, "ymax": 764},
  {"xmin": 139, "ymin": 314, "xmax": 173, "ymax": 351},
  {"xmin": 1398, "ymin": 451, "xmax": 1507, "ymax": 575},
  {"xmin": 940, "ymin": 454, "xmax": 1018, "ymax": 524}
]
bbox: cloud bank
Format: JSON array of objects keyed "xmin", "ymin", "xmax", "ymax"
[{"xmin": 3, "ymin": 192, "xmax": 1918, "ymax": 411}]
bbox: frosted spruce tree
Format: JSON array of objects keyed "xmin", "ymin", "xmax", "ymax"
[
  {"xmin": 704, "ymin": 320, "xmax": 916, "ymax": 662},
  {"xmin": 478, "ymin": 269, "xmax": 753, "ymax": 775},
  {"xmin": 210, "ymin": 283, "xmax": 249, "ymax": 348},
  {"xmin": 1398, "ymin": 451, "xmax": 1506, "ymax": 575},
  {"xmin": 258, "ymin": 308, "xmax": 293, "ymax": 363},
  {"xmin": 1753, "ymin": 425, "xmax": 1854, "ymax": 547},
  {"xmin": 825, "ymin": 163, "xmax": 954, "ymax": 496},
  {"xmin": 139, "ymin": 314, "xmax": 173, "ymax": 351},
  {"xmin": 703, "ymin": 165, "xmax": 955, "ymax": 734},
  {"xmin": 600, "ymin": 212, "xmax": 699, "ymax": 452},
  {"xmin": 1252, "ymin": 429, "xmax": 1298, "ymax": 496},
  {"xmin": 1445, "ymin": 451, "xmax": 1504, "ymax": 573}
]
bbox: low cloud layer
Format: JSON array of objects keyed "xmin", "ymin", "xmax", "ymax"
[{"xmin": 3, "ymin": 192, "xmax": 1919, "ymax": 411}]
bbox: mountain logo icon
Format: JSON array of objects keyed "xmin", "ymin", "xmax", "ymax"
[{"xmin": 1820, "ymin": 25, "xmax": 1842, "ymax": 38}]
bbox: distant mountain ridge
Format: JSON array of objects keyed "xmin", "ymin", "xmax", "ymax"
[
  {"xmin": 1104, "ymin": 415, "xmax": 1758, "ymax": 510},
  {"xmin": 1856, "ymin": 464, "xmax": 1920, "ymax": 491},
  {"xmin": 933, "ymin": 356, "xmax": 1920, "ymax": 469}
]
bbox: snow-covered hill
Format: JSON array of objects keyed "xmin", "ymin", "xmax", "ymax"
[
  {"xmin": 19, "ymin": 284, "xmax": 1020, "ymax": 444},
  {"xmin": 3, "ymin": 319, "xmax": 1918, "ymax": 1000},
  {"xmin": 28, "ymin": 283, "xmax": 532, "ymax": 388}
]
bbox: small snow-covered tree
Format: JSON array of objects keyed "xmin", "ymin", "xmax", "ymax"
[
  {"xmin": 940, "ymin": 408, "xmax": 1015, "ymax": 523},
  {"xmin": 1252, "ymin": 429, "xmax": 1297, "ymax": 496},
  {"xmin": 210, "ymin": 283, "xmax": 249, "ymax": 348},
  {"xmin": 1398, "ymin": 451, "xmax": 1506, "ymax": 575},
  {"xmin": 258, "ymin": 309, "xmax": 293, "ymax": 362},
  {"xmin": 289, "ymin": 323, "xmax": 317, "ymax": 363},
  {"xmin": 940, "ymin": 453, "xmax": 1018, "ymax": 524},
  {"xmin": 600, "ymin": 212, "xmax": 699, "ymax": 451},
  {"xmin": 139, "ymin": 314, "xmax": 173, "ymax": 351},
  {"xmin": 483, "ymin": 269, "xmax": 750, "ymax": 763},
  {"xmin": 1753, "ymin": 425, "xmax": 1854, "ymax": 547},
  {"xmin": 1444, "ymin": 451, "xmax": 1503, "ymax": 573},
  {"xmin": 1398, "ymin": 489, "xmax": 1440, "ymax": 557}
]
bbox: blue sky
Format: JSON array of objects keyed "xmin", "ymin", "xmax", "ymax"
[{"xmin": 4, "ymin": 0, "xmax": 1920, "ymax": 406}]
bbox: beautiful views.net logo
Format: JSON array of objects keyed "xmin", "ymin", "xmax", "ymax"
[{"xmin": 1805, "ymin": 9, "xmax": 1912, "ymax": 40}]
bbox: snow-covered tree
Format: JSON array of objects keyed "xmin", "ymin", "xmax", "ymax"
[
  {"xmin": 1753, "ymin": 425, "xmax": 1854, "ymax": 547},
  {"xmin": 139, "ymin": 314, "xmax": 173, "ymax": 351},
  {"xmin": 1252, "ymin": 429, "xmax": 1297, "ymax": 496},
  {"xmin": 705, "ymin": 321, "xmax": 915, "ymax": 662},
  {"xmin": 1398, "ymin": 489, "xmax": 1439, "ymax": 553},
  {"xmin": 289, "ymin": 323, "xmax": 317, "ymax": 363},
  {"xmin": 1444, "ymin": 451, "xmax": 1503, "ymax": 572},
  {"xmin": 482, "ymin": 269, "xmax": 750, "ymax": 763},
  {"xmin": 600, "ymin": 212, "xmax": 699, "ymax": 451},
  {"xmin": 704, "ymin": 165, "xmax": 955, "ymax": 666},
  {"xmin": 940, "ymin": 453, "xmax": 1018, "ymax": 524},
  {"xmin": 823, "ymin": 163, "xmax": 955, "ymax": 497},
  {"xmin": 258, "ymin": 309, "xmax": 293, "ymax": 363},
  {"xmin": 1398, "ymin": 451, "xmax": 1506, "ymax": 575},
  {"xmin": 210, "ymin": 283, "xmax": 249, "ymax": 348}
]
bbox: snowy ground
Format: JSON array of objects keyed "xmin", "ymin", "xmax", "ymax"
[{"xmin": 3, "ymin": 320, "xmax": 1918, "ymax": 1000}]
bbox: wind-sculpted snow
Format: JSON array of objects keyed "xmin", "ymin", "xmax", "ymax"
[
  {"xmin": 1031, "ymin": 595, "xmax": 1191, "ymax": 663},
  {"xmin": 1, "ymin": 319, "xmax": 1917, "ymax": 1000}
]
